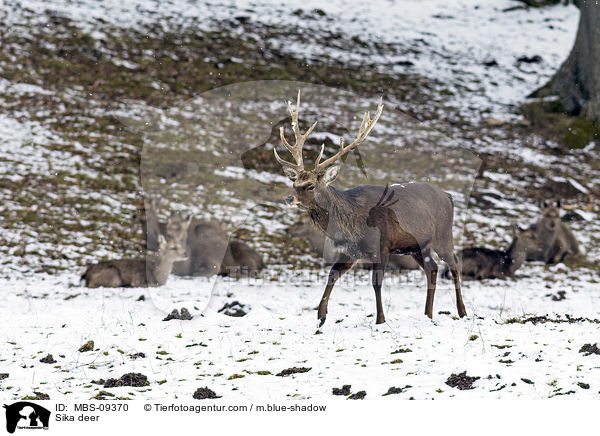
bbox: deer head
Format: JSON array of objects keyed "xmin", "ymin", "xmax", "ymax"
[
  {"xmin": 539, "ymin": 200, "xmax": 561, "ymax": 231},
  {"xmin": 273, "ymin": 90, "xmax": 383, "ymax": 210}
]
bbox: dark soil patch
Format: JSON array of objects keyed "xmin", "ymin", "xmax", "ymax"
[
  {"xmin": 40, "ymin": 354, "xmax": 57, "ymax": 364},
  {"xmin": 347, "ymin": 391, "xmax": 366, "ymax": 400},
  {"xmin": 101, "ymin": 372, "xmax": 149, "ymax": 388},
  {"xmin": 546, "ymin": 290, "xmax": 566, "ymax": 301},
  {"xmin": 391, "ymin": 348, "xmax": 412, "ymax": 354},
  {"xmin": 193, "ymin": 387, "xmax": 221, "ymax": 399},
  {"xmin": 130, "ymin": 352, "xmax": 146, "ymax": 359},
  {"xmin": 490, "ymin": 384, "xmax": 506, "ymax": 392},
  {"xmin": 163, "ymin": 307, "xmax": 193, "ymax": 321},
  {"xmin": 22, "ymin": 392, "xmax": 50, "ymax": 400},
  {"xmin": 505, "ymin": 314, "xmax": 600, "ymax": 325},
  {"xmin": 445, "ymin": 371, "xmax": 480, "ymax": 390},
  {"xmin": 549, "ymin": 390, "xmax": 576, "ymax": 398},
  {"xmin": 0, "ymin": 373, "xmax": 8, "ymax": 380},
  {"xmin": 579, "ymin": 343, "xmax": 600, "ymax": 356},
  {"xmin": 382, "ymin": 385, "xmax": 412, "ymax": 396},
  {"xmin": 276, "ymin": 367, "xmax": 311, "ymax": 377},
  {"xmin": 332, "ymin": 385, "xmax": 351, "ymax": 396},
  {"xmin": 78, "ymin": 340, "xmax": 94, "ymax": 352},
  {"xmin": 577, "ymin": 382, "xmax": 590, "ymax": 390},
  {"xmin": 218, "ymin": 301, "xmax": 248, "ymax": 317},
  {"xmin": 521, "ymin": 378, "xmax": 534, "ymax": 384},
  {"xmin": 91, "ymin": 390, "xmax": 116, "ymax": 400},
  {"xmin": 517, "ymin": 55, "xmax": 543, "ymax": 64}
]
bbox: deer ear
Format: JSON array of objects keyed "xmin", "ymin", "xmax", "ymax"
[
  {"xmin": 282, "ymin": 167, "xmax": 298, "ymax": 181},
  {"xmin": 322, "ymin": 163, "xmax": 340, "ymax": 185}
]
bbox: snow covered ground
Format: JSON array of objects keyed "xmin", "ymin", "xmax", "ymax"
[{"xmin": 1, "ymin": 266, "xmax": 599, "ymax": 400}]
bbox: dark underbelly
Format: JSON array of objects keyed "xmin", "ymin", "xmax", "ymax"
[{"xmin": 391, "ymin": 247, "xmax": 420, "ymax": 256}]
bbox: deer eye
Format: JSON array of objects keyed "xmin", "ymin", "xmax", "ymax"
[{"xmin": 306, "ymin": 185, "xmax": 315, "ymax": 191}]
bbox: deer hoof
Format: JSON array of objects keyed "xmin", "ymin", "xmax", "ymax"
[
  {"xmin": 376, "ymin": 317, "xmax": 385, "ymax": 325},
  {"xmin": 318, "ymin": 317, "xmax": 326, "ymax": 328}
]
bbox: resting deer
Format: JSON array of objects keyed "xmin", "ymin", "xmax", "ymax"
[
  {"xmin": 287, "ymin": 213, "xmax": 419, "ymax": 271},
  {"xmin": 140, "ymin": 200, "xmax": 263, "ymax": 277},
  {"xmin": 82, "ymin": 214, "xmax": 191, "ymax": 288},
  {"xmin": 527, "ymin": 201, "xmax": 579, "ymax": 264},
  {"xmin": 446, "ymin": 227, "xmax": 542, "ymax": 280},
  {"xmin": 273, "ymin": 90, "xmax": 467, "ymax": 326}
]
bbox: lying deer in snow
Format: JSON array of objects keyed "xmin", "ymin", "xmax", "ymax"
[
  {"xmin": 82, "ymin": 213, "xmax": 191, "ymax": 288},
  {"xmin": 445, "ymin": 227, "xmax": 542, "ymax": 280},
  {"xmin": 526, "ymin": 200, "xmax": 579, "ymax": 264},
  {"xmin": 273, "ymin": 90, "xmax": 467, "ymax": 326},
  {"xmin": 141, "ymin": 198, "xmax": 263, "ymax": 277}
]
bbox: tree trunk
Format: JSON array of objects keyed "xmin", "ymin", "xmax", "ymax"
[{"xmin": 535, "ymin": 1, "xmax": 600, "ymax": 121}]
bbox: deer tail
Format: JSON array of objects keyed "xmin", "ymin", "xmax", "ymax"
[{"xmin": 446, "ymin": 192, "xmax": 454, "ymax": 209}]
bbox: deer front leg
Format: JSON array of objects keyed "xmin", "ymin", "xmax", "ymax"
[{"xmin": 318, "ymin": 256, "xmax": 355, "ymax": 327}]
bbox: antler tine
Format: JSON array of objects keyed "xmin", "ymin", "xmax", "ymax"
[
  {"xmin": 273, "ymin": 147, "xmax": 301, "ymax": 171},
  {"xmin": 315, "ymin": 97, "xmax": 384, "ymax": 173},
  {"xmin": 273, "ymin": 89, "xmax": 318, "ymax": 173}
]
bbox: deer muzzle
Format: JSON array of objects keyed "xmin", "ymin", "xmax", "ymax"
[{"xmin": 285, "ymin": 195, "xmax": 299, "ymax": 207}]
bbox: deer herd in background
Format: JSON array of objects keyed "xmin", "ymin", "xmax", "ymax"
[{"xmin": 81, "ymin": 91, "xmax": 581, "ymax": 324}]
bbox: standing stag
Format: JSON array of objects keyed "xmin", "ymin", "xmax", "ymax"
[{"xmin": 273, "ymin": 91, "xmax": 467, "ymax": 326}]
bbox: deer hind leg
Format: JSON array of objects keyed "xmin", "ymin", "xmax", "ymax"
[
  {"xmin": 372, "ymin": 256, "xmax": 389, "ymax": 325},
  {"xmin": 436, "ymin": 248, "xmax": 467, "ymax": 318},
  {"xmin": 415, "ymin": 249, "xmax": 438, "ymax": 319},
  {"xmin": 449, "ymin": 253, "xmax": 467, "ymax": 317},
  {"xmin": 318, "ymin": 254, "xmax": 356, "ymax": 327}
]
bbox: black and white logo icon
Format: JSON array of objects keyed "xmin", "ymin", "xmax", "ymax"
[{"xmin": 3, "ymin": 402, "xmax": 50, "ymax": 434}]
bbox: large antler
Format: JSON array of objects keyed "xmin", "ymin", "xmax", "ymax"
[
  {"xmin": 314, "ymin": 98, "xmax": 384, "ymax": 173},
  {"xmin": 273, "ymin": 90, "xmax": 317, "ymax": 173}
]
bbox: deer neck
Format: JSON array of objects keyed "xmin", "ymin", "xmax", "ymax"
[
  {"xmin": 148, "ymin": 252, "xmax": 178, "ymax": 286},
  {"xmin": 504, "ymin": 239, "xmax": 526, "ymax": 275},
  {"xmin": 313, "ymin": 186, "xmax": 363, "ymax": 241}
]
